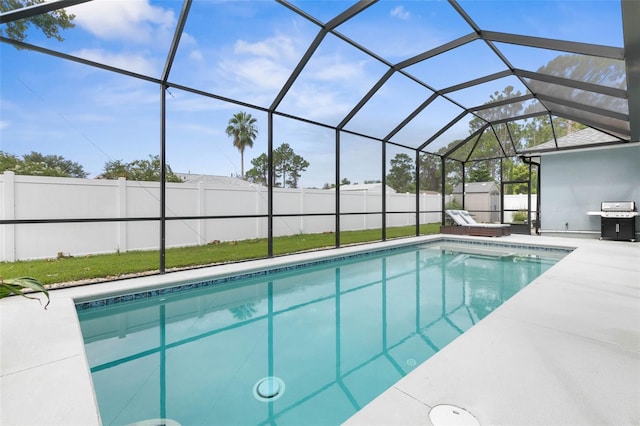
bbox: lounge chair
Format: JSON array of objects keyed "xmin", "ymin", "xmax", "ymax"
[{"xmin": 440, "ymin": 210, "xmax": 511, "ymax": 237}]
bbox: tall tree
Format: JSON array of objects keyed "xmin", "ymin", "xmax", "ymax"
[
  {"xmin": 97, "ymin": 155, "xmax": 182, "ymax": 182},
  {"xmin": 456, "ymin": 86, "xmax": 526, "ymax": 180},
  {"xmin": 386, "ymin": 153, "xmax": 414, "ymax": 193},
  {"xmin": 273, "ymin": 143, "xmax": 308, "ymax": 188},
  {"xmin": 430, "ymin": 53, "xmax": 617, "ymax": 200},
  {"xmin": 225, "ymin": 111, "xmax": 258, "ymax": 180},
  {"xmin": 0, "ymin": 0, "xmax": 75, "ymax": 44},
  {"xmin": 534, "ymin": 53, "xmax": 626, "ymax": 93},
  {"xmin": 322, "ymin": 178, "xmax": 351, "ymax": 189},
  {"xmin": 245, "ymin": 153, "xmax": 269, "ymax": 186},
  {"xmin": 516, "ymin": 54, "xmax": 617, "ymax": 150},
  {"xmin": 0, "ymin": 151, "xmax": 21, "ymax": 172},
  {"xmin": 0, "ymin": 150, "xmax": 87, "ymax": 177},
  {"xmin": 245, "ymin": 143, "xmax": 309, "ymax": 188},
  {"xmin": 503, "ymin": 163, "xmax": 537, "ymax": 195},
  {"xmin": 467, "ymin": 162, "xmax": 493, "ymax": 182},
  {"xmin": 418, "ymin": 152, "xmax": 442, "ymax": 193}
]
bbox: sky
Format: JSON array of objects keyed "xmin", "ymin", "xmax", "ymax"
[{"xmin": 0, "ymin": 0, "xmax": 624, "ymax": 188}]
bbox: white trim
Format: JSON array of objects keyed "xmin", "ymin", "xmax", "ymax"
[{"xmin": 522, "ymin": 141, "xmax": 640, "ymax": 157}]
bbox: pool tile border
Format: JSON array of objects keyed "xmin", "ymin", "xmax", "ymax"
[
  {"xmin": 438, "ymin": 237, "xmax": 575, "ymax": 253},
  {"xmin": 75, "ymin": 237, "xmax": 573, "ymax": 311}
]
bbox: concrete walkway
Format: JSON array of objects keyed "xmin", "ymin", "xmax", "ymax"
[
  {"xmin": 345, "ymin": 235, "xmax": 640, "ymax": 425},
  {"xmin": 1, "ymin": 235, "xmax": 638, "ymax": 425}
]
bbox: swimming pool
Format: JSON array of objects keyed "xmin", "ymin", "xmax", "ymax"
[{"xmin": 76, "ymin": 240, "xmax": 570, "ymax": 425}]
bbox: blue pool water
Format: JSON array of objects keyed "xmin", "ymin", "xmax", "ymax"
[{"xmin": 77, "ymin": 241, "xmax": 569, "ymax": 426}]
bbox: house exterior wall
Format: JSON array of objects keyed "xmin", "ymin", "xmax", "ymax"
[{"xmin": 540, "ymin": 144, "xmax": 640, "ymax": 239}]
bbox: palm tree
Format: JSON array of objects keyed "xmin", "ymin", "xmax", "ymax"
[{"xmin": 225, "ymin": 111, "xmax": 258, "ymax": 179}]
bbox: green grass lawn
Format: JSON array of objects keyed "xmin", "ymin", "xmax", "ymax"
[{"xmin": 1, "ymin": 223, "xmax": 441, "ymax": 286}]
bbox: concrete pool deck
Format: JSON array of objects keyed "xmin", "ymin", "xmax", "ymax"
[{"xmin": 1, "ymin": 234, "xmax": 638, "ymax": 425}]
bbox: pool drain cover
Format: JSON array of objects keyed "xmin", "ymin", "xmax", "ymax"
[
  {"xmin": 429, "ymin": 404, "xmax": 479, "ymax": 426},
  {"xmin": 253, "ymin": 377, "xmax": 285, "ymax": 402},
  {"xmin": 126, "ymin": 419, "xmax": 180, "ymax": 426}
]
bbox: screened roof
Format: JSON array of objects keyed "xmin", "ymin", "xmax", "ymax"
[{"xmin": 1, "ymin": 0, "xmax": 638, "ymax": 170}]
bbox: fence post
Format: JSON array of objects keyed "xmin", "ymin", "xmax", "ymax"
[
  {"xmin": 1, "ymin": 171, "xmax": 16, "ymax": 262},
  {"xmin": 363, "ymin": 191, "xmax": 368, "ymax": 230},
  {"xmin": 117, "ymin": 178, "xmax": 128, "ymax": 253},
  {"xmin": 299, "ymin": 188, "xmax": 305, "ymax": 233},
  {"xmin": 197, "ymin": 181, "xmax": 206, "ymax": 245},
  {"xmin": 255, "ymin": 185, "xmax": 262, "ymax": 239},
  {"xmin": 406, "ymin": 192, "xmax": 411, "ymax": 225}
]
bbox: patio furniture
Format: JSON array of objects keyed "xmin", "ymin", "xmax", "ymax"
[{"xmin": 440, "ymin": 210, "xmax": 511, "ymax": 237}]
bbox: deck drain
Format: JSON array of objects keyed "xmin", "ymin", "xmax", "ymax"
[
  {"xmin": 429, "ymin": 404, "xmax": 479, "ymax": 426},
  {"xmin": 253, "ymin": 376, "xmax": 285, "ymax": 402}
]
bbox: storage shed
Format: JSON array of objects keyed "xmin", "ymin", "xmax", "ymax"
[{"xmin": 452, "ymin": 181, "xmax": 501, "ymax": 223}]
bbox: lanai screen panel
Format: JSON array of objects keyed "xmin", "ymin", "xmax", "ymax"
[
  {"xmin": 0, "ymin": 0, "xmax": 637, "ymax": 271},
  {"xmin": 459, "ymin": 0, "xmax": 624, "ymax": 47},
  {"xmin": 168, "ymin": 1, "xmax": 318, "ymax": 109},
  {"xmin": 344, "ymin": 71, "xmax": 435, "ymax": 141},
  {"xmin": 335, "ymin": 0, "xmax": 472, "ymax": 64},
  {"xmin": 10, "ymin": 0, "xmax": 183, "ymax": 78},
  {"xmin": 403, "ymin": 40, "xmax": 507, "ymax": 92},
  {"xmin": 1, "ymin": 0, "xmax": 633, "ymax": 166},
  {"xmin": 407, "ymin": 97, "xmax": 468, "ymax": 153},
  {"xmin": 275, "ymin": 32, "xmax": 390, "ymax": 128},
  {"xmin": 446, "ymin": 76, "xmax": 531, "ymax": 111}
]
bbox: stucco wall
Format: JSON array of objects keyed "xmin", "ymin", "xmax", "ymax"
[{"xmin": 540, "ymin": 144, "xmax": 640, "ymax": 238}]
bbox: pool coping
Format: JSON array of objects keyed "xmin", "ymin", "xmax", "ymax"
[
  {"xmin": 74, "ymin": 237, "xmax": 571, "ymax": 311},
  {"xmin": 1, "ymin": 234, "xmax": 638, "ymax": 425}
]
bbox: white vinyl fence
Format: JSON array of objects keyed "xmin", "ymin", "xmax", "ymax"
[
  {"xmin": 1, "ymin": 172, "xmax": 447, "ymax": 261},
  {"xmin": 503, "ymin": 194, "xmax": 538, "ymax": 222}
]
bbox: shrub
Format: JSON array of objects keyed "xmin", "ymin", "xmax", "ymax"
[{"xmin": 512, "ymin": 210, "xmax": 528, "ymax": 223}]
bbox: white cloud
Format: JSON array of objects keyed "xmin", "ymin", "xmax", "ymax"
[
  {"xmin": 284, "ymin": 84, "xmax": 352, "ymax": 122},
  {"xmin": 234, "ymin": 34, "xmax": 298, "ymax": 62},
  {"xmin": 0, "ymin": 120, "xmax": 9, "ymax": 130},
  {"xmin": 83, "ymin": 78, "xmax": 158, "ymax": 109},
  {"xmin": 390, "ymin": 5, "xmax": 410, "ymax": 20},
  {"xmin": 71, "ymin": 0, "xmax": 176, "ymax": 44},
  {"xmin": 312, "ymin": 56, "xmax": 366, "ymax": 82},
  {"xmin": 211, "ymin": 29, "xmax": 376, "ymax": 123},
  {"xmin": 219, "ymin": 56, "xmax": 290, "ymax": 90},
  {"xmin": 189, "ymin": 50, "xmax": 204, "ymax": 62},
  {"xmin": 177, "ymin": 32, "xmax": 203, "ymax": 62},
  {"xmin": 173, "ymin": 26, "xmax": 375, "ymax": 125},
  {"xmin": 216, "ymin": 34, "xmax": 302, "ymax": 91},
  {"xmin": 73, "ymin": 48, "xmax": 157, "ymax": 75},
  {"xmin": 179, "ymin": 32, "xmax": 197, "ymax": 47}
]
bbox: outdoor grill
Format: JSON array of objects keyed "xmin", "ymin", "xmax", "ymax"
[{"xmin": 588, "ymin": 201, "xmax": 638, "ymax": 241}]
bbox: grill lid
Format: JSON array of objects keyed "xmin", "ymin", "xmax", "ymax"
[{"xmin": 601, "ymin": 201, "xmax": 636, "ymax": 212}]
